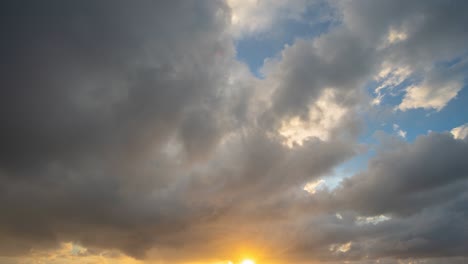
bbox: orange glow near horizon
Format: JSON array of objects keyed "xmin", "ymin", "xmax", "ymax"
[{"xmin": 241, "ymin": 259, "xmax": 255, "ymax": 264}]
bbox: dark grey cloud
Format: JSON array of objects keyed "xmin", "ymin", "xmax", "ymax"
[
  {"xmin": 275, "ymin": 132, "xmax": 468, "ymax": 263},
  {"xmin": 0, "ymin": 0, "xmax": 233, "ymax": 172},
  {"xmin": 338, "ymin": 0, "xmax": 468, "ymax": 111},
  {"xmin": 0, "ymin": 0, "xmax": 355, "ymax": 261},
  {"xmin": 0, "ymin": 0, "xmax": 239, "ymax": 259},
  {"xmin": 258, "ymin": 29, "xmax": 373, "ymax": 135},
  {"xmin": 329, "ymin": 133, "xmax": 468, "ymax": 216}
]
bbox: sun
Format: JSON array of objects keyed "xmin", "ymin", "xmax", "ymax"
[{"xmin": 241, "ymin": 259, "xmax": 255, "ymax": 264}]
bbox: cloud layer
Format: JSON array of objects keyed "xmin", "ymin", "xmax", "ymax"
[{"xmin": 1, "ymin": 0, "xmax": 468, "ymax": 263}]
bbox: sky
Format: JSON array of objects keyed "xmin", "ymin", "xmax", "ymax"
[{"xmin": 1, "ymin": 1, "xmax": 468, "ymax": 264}]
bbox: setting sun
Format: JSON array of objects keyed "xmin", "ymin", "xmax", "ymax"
[{"xmin": 241, "ymin": 260, "xmax": 255, "ymax": 264}]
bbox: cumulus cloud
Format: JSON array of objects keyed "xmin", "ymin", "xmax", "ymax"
[
  {"xmin": 398, "ymin": 66, "xmax": 465, "ymax": 111},
  {"xmin": 282, "ymin": 132, "xmax": 468, "ymax": 262},
  {"xmin": 226, "ymin": 0, "xmax": 333, "ymax": 37},
  {"xmin": 227, "ymin": 0, "xmax": 306, "ymax": 36},
  {"xmin": 337, "ymin": 0, "xmax": 468, "ymax": 111},
  {"xmin": 0, "ymin": 1, "xmax": 355, "ymax": 262},
  {"xmin": 324, "ymin": 132, "xmax": 468, "ymax": 216},
  {"xmin": 451, "ymin": 123, "xmax": 468, "ymax": 140}
]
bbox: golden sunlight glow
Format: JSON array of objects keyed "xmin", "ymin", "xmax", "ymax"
[
  {"xmin": 387, "ymin": 28, "xmax": 407, "ymax": 43},
  {"xmin": 241, "ymin": 259, "xmax": 255, "ymax": 264},
  {"xmin": 278, "ymin": 89, "xmax": 346, "ymax": 147},
  {"xmin": 7, "ymin": 242, "xmax": 143, "ymax": 264},
  {"xmin": 303, "ymin": 179, "xmax": 325, "ymax": 194}
]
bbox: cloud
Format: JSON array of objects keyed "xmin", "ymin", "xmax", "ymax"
[
  {"xmin": 326, "ymin": 132, "xmax": 468, "ymax": 216},
  {"xmin": 355, "ymin": 215, "xmax": 391, "ymax": 226},
  {"xmin": 393, "ymin": 124, "xmax": 407, "ymax": 138},
  {"xmin": 226, "ymin": 0, "xmax": 328, "ymax": 37},
  {"xmin": 262, "ymin": 131, "xmax": 468, "ymax": 263},
  {"xmin": 0, "ymin": 0, "xmax": 244, "ymax": 259},
  {"xmin": 398, "ymin": 72, "xmax": 463, "ymax": 111},
  {"xmin": 451, "ymin": 123, "xmax": 468, "ymax": 140},
  {"xmin": 338, "ymin": 0, "xmax": 468, "ymax": 111},
  {"xmin": 0, "ymin": 243, "xmax": 141, "ymax": 264},
  {"xmin": 278, "ymin": 89, "xmax": 350, "ymax": 146},
  {"xmin": 304, "ymin": 179, "xmax": 326, "ymax": 194},
  {"xmin": 1, "ymin": 1, "xmax": 468, "ymax": 264},
  {"xmin": 0, "ymin": 2, "xmax": 356, "ymax": 262},
  {"xmin": 372, "ymin": 64, "xmax": 412, "ymax": 105}
]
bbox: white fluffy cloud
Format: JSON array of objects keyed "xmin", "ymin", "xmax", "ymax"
[
  {"xmin": 451, "ymin": 123, "xmax": 468, "ymax": 140},
  {"xmin": 398, "ymin": 81, "xmax": 462, "ymax": 111},
  {"xmin": 226, "ymin": 0, "xmax": 311, "ymax": 36}
]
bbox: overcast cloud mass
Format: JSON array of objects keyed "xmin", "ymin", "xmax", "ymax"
[{"xmin": 1, "ymin": 1, "xmax": 468, "ymax": 263}]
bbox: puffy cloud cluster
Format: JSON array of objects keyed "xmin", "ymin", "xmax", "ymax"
[
  {"xmin": 452, "ymin": 124, "xmax": 468, "ymax": 140},
  {"xmin": 0, "ymin": 0, "xmax": 467, "ymax": 264},
  {"xmin": 339, "ymin": 0, "xmax": 468, "ymax": 111},
  {"xmin": 227, "ymin": 0, "xmax": 306, "ymax": 36},
  {"xmin": 226, "ymin": 0, "xmax": 332, "ymax": 37}
]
